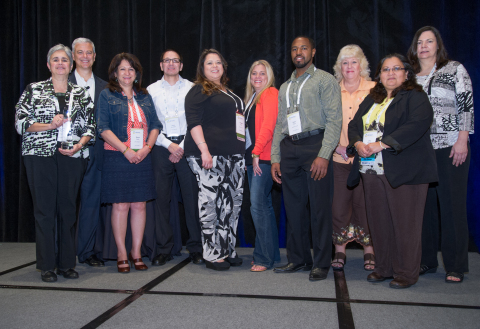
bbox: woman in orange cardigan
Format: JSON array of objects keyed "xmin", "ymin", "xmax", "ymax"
[{"xmin": 244, "ymin": 60, "xmax": 280, "ymax": 272}]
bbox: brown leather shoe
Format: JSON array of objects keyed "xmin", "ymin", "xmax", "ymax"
[
  {"xmin": 367, "ymin": 272, "xmax": 388, "ymax": 282},
  {"xmin": 389, "ymin": 278, "xmax": 413, "ymax": 289},
  {"xmin": 117, "ymin": 260, "xmax": 130, "ymax": 273},
  {"xmin": 129, "ymin": 253, "xmax": 148, "ymax": 271}
]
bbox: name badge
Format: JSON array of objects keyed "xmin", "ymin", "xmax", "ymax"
[
  {"xmin": 287, "ymin": 112, "xmax": 302, "ymax": 135},
  {"xmin": 360, "ymin": 131, "xmax": 377, "ymax": 165},
  {"xmin": 236, "ymin": 112, "xmax": 245, "ymax": 142},
  {"xmin": 130, "ymin": 128, "xmax": 144, "ymax": 151},
  {"xmin": 165, "ymin": 116, "xmax": 181, "ymax": 137},
  {"xmin": 245, "ymin": 127, "xmax": 252, "ymax": 149}
]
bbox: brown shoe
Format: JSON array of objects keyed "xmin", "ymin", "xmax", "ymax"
[
  {"xmin": 389, "ymin": 278, "xmax": 413, "ymax": 289},
  {"xmin": 128, "ymin": 253, "xmax": 148, "ymax": 271},
  {"xmin": 117, "ymin": 260, "xmax": 130, "ymax": 273},
  {"xmin": 367, "ymin": 272, "xmax": 389, "ymax": 282}
]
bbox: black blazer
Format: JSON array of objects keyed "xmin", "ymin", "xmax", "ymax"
[
  {"xmin": 69, "ymin": 72, "xmax": 108, "ymax": 169},
  {"xmin": 347, "ymin": 89, "xmax": 438, "ymax": 188}
]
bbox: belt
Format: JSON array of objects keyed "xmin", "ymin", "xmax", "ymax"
[
  {"xmin": 288, "ymin": 128, "xmax": 324, "ymax": 141},
  {"xmin": 165, "ymin": 135, "xmax": 185, "ymax": 143}
]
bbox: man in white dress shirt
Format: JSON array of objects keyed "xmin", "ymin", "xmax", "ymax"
[{"xmin": 147, "ymin": 50, "xmax": 203, "ymax": 265}]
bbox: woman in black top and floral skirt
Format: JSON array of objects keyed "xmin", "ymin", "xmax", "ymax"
[{"xmin": 185, "ymin": 49, "xmax": 245, "ymax": 271}]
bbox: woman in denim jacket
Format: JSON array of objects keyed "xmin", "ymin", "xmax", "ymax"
[
  {"xmin": 97, "ymin": 53, "xmax": 161, "ymax": 273},
  {"xmin": 15, "ymin": 44, "xmax": 95, "ymax": 282}
]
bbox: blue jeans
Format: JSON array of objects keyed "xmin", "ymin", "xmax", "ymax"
[{"xmin": 247, "ymin": 164, "xmax": 280, "ymax": 268}]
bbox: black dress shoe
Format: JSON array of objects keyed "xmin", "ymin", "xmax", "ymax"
[
  {"xmin": 309, "ymin": 267, "xmax": 329, "ymax": 281},
  {"xmin": 83, "ymin": 255, "xmax": 105, "ymax": 267},
  {"xmin": 419, "ymin": 264, "xmax": 437, "ymax": 275},
  {"xmin": 205, "ymin": 260, "xmax": 230, "ymax": 271},
  {"xmin": 56, "ymin": 268, "xmax": 79, "ymax": 279},
  {"xmin": 273, "ymin": 263, "xmax": 313, "ymax": 273},
  {"xmin": 226, "ymin": 256, "xmax": 243, "ymax": 267},
  {"xmin": 152, "ymin": 253, "xmax": 173, "ymax": 266},
  {"xmin": 367, "ymin": 272, "xmax": 391, "ymax": 282},
  {"xmin": 389, "ymin": 278, "xmax": 413, "ymax": 289},
  {"xmin": 190, "ymin": 252, "xmax": 204, "ymax": 265},
  {"xmin": 41, "ymin": 270, "xmax": 57, "ymax": 283}
]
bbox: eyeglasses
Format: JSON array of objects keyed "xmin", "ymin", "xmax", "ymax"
[
  {"xmin": 162, "ymin": 58, "xmax": 181, "ymax": 64},
  {"xmin": 381, "ymin": 66, "xmax": 406, "ymax": 73}
]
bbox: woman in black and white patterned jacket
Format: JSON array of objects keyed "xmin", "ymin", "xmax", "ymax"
[
  {"xmin": 408, "ymin": 26, "xmax": 474, "ymax": 283},
  {"xmin": 15, "ymin": 44, "xmax": 95, "ymax": 283}
]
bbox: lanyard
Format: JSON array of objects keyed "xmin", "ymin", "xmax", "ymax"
[
  {"xmin": 420, "ymin": 63, "xmax": 437, "ymax": 91},
  {"xmin": 122, "ymin": 92, "xmax": 143, "ymax": 123},
  {"xmin": 244, "ymin": 92, "xmax": 256, "ymax": 122},
  {"xmin": 162, "ymin": 80, "xmax": 181, "ymax": 118},
  {"xmin": 286, "ymin": 67, "xmax": 317, "ymax": 109},
  {"xmin": 220, "ymin": 90, "xmax": 244, "ymax": 111},
  {"xmin": 365, "ymin": 98, "xmax": 392, "ymax": 125}
]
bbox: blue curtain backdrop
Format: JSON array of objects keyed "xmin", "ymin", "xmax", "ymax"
[{"xmin": 0, "ymin": 0, "xmax": 479, "ymax": 250}]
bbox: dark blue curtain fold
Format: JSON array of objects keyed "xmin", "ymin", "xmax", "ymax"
[{"xmin": 1, "ymin": 0, "xmax": 478, "ymax": 250}]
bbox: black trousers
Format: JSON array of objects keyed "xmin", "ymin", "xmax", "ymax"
[
  {"xmin": 280, "ymin": 133, "xmax": 333, "ymax": 268},
  {"xmin": 77, "ymin": 143, "xmax": 105, "ymax": 262},
  {"xmin": 151, "ymin": 146, "xmax": 202, "ymax": 255},
  {"xmin": 421, "ymin": 145, "xmax": 471, "ymax": 273},
  {"xmin": 24, "ymin": 151, "xmax": 87, "ymax": 271}
]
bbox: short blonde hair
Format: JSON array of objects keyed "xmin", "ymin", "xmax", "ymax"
[
  {"xmin": 333, "ymin": 44, "xmax": 371, "ymax": 82},
  {"xmin": 244, "ymin": 60, "xmax": 275, "ymax": 105}
]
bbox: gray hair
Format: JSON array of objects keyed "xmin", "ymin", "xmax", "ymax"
[
  {"xmin": 333, "ymin": 44, "xmax": 371, "ymax": 82},
  {"xmin": 47, "ymin": 44, "xmax": 73, "ymax": 64},
  {"xmin": 72, "ymin": 37, "xmax": 96, "ymax": 54}
]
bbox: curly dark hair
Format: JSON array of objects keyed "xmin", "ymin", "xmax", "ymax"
[
  {"xmin": 106, "ymin": 53, "xmax": 148, "ymax": 94},
  {"xmin": 194, "ymin": 49, "xmax": 229, "ymax": 95},
  {"xmin": 407, "ymin": 26, "xmax": 449, "ymax": 74},
  {"xmin": 369, "ymin": 53, "xmax": 423, "ymax": 103}
]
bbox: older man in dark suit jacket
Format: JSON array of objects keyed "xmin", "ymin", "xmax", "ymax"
[{"xmin": 69, "ymin": 37, "xmax": 107, "ymax": 266}]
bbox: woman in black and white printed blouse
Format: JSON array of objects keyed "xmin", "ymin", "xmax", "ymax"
[
  {"xmin": 15, "ymin": 44, "xmax": 95, "ymax": 283},
  {"xmin": 408, "ymin": 26, "xmax": 474, "ymax": 284}
]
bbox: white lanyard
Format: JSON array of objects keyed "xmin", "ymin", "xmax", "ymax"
[
  {"xmin": 130, "ymin": 98, "xmax": 143, "ymax": 123},
  {"xmin": 420, "ymin": 63, "xmax": 437, "ymax": 91},
  {"xmin": 244, "ymin": 92, "xmax": 256, "ymax": 122},
  {"xmin": 285, "ymin": 67, "xmax": 317, "ymax": 109},
  {"xmin": 365, "ymin": 99, "xmax": 392, "ymax": 125},
  {"xmin": 221, "ymin": 90, "xmax": 244, "ymax": 111},
  {"xmin": 162, "ymin": 81, "xmax": 181, "ymax": 118}
]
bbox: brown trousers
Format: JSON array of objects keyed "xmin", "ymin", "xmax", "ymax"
[{"xmin": 361, "ymin": 174, "xmax": 428, "ymax": 285}]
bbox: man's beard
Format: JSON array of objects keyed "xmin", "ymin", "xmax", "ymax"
[{"xmin": 293, "ymin": 57, "xmax": 311, "ymax": 69}]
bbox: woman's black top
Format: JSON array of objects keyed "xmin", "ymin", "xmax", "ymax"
[{"xmin": 184, "ymin": 84, "xmax": 245, "ymax": 157}]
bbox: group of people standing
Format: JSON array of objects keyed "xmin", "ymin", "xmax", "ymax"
[{"xmin": 15, "ymin": 26, "xmax": 473, "ymax": 289}]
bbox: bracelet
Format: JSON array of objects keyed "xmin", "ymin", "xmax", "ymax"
[
  {"xmin": 197, "ymin": 141, "xmax": 206, "ymax": 146},
  {"xmin": 379, "ymin": 141, "xmax": 387, "ymax": 150},
  {"xmin": 78, "ymin": 142, "xmax": 85, "ymax": 147},
  {"xmin": 252, "ymin": 154, "xmax": 260, "ymax": 158},
  {"xmin": 146, "ymin": 144, "xmax": 152, "ymax": 150},
  {"xmin": 123, "ymin": 146, "xmax": 129, "ymax": 154},
  {"xmin": 354, "ymin": 141, "xmax": 361, "ymax": 148}
]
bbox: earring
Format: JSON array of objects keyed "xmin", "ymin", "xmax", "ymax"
[
  {"xmin": 116, "ymin": 78, "xmax": 118, "ymax": 82},
  {"xmin": 134, "ymin": 79, "xmax": 138, "ymax": 84}
]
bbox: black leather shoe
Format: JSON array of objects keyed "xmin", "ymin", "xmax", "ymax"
[
  {"xmin": 152, "ymin": 253, "xmax": 173, "ymax": 266},
  {"xmin": 205, "ymin": 260, "xmax": 230, "ymax": 271},
  {"xmin": 56, "ymin": 268, "xmax": 79, "ymax": 279},
  {"xmin": 226, "ymin": 256, "xmax": 243, "ymax": 267},
  {"xmin": 83, "ymin": 255, "xmax": 105, "ymax": 267},
  {"xmin": 273, "ymin": 263, "xmax": 313, "ymax": 273},
  {"xmin": 41, "ymin": 270, "xmax": 57, "ymax": 283},
  {"xmin": 419, "ymin": 264, "xmax": 437, "ymax": 275},
  {"xmin": 190, "ymin": 252, "xmax": 204, "ymax": 265},
  {"xmin": 367, "ymin": 272, "xmax": 391, "ymax": 282},
  {"xmin": 309, "ymin": 267, "xmax": 329, "ymax": 281},
  {"xmin": 389, "ymin": 278, "xmax": 413, "ymax": 289}
]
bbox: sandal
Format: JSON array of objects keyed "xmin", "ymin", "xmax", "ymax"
[
  {"xmin": 331, "ymin": 252, "xmax": 346, "ymax": 271},
  {"xmin": 445, "ymin": 272, "xmax": 464, "ymax": 283},
  {"xmin": 250, "ymin": 265, "xmax": 267, "ymax": 272},
  {"xmin": 364, "ymin": 253, "xmax": 375, "ymax": 271}
]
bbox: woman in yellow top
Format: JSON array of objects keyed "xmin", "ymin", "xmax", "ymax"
[{"xmin": 331, "ymin": 45, "xmax": 376, "ymax": 271}]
